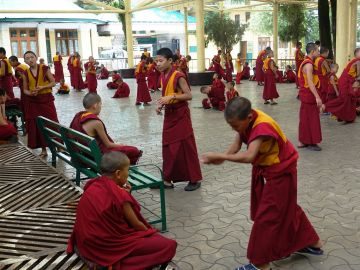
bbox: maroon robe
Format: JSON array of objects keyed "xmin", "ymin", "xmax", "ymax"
[
  {"xmin": 256, "ymin": 50, "xmax": 266, "ymax": 84},
  {"xmin": 85, "ymin": 62, "xmax": 97, "ymax": 93},
  {"xmin": 212, "ymin": 55, "xmax": 225, "ymax": 79},
  {"xmin": 53, "ymin": 55, "xmax": 64, "ymax": 82},
  {"xmin": 284, "ymin": 70, "xmax": 296, "ymax": 83},
  {"xmin": 14, "ymin": 64, "xmax": 28, "ymax": 117},
  {"xmin": 315, "ymin": 56, "xmax": 329, "ymax": 104},
  {"xmin": 298, "ymin": 57, "xmax": 322, "ymax": 145},
  {"xmin": 67, "ymin": 176, "xmax": 177, "ymax": 269},
  {"xmin": 0, "ymin": 120, "xmax": 17, "ymax": 140},
  {"xmin": 202, "ymin": 79, "xmax": 226, "ymax": 111},
  {"xmin": 161, "ymin": 68, "xmax": 202, "ymax": 183},
  {"xmin": 67, "ymin": 56, "xmax": 75, "ymax": 87},
  {"xmin": 241, "ymin": 110, "xmax": 320, "ymax": 265},
  {"xmin": 147, "ymin": 63, "xmax": 160, "ymax": 90},
  {"xmin": 325, "ymin": 87, "xmax": 358, "ymax": 123},
  {"xmin": 241, "ymin": 66, "xmax": 251, "ymax": 80},
  {"xmin": 326, "ymin": 73, "xmax": 338, "ymax": 102},
  {"xmin": 262, "ymin": 59, "xmax": 279, "ymax": 100},
  {"xmin": 97, "ymin": 67, "xmax": 109, "ymax": 79},
  {"xmin": 70, "ymin": 112, "xmax": 142, "ymax": 165},
  {"xmin": 225, "ymin": 61, "xmax": 233, "ymax": 82},
  {"xmin": 113, "ymin": 82, "xmax": 130, "ymax": 98},
  {"xmin": 72, "ymin": 58, "xmax": 85, "ymax": 90},
  {"xmin": 107, "ymin": 74, "xmax": 121, "ymax": 89},
  {"xmin": 135, "ymin": 62, "xmax": 151, "ymax": 103},
  {"xmin": 0, "ymin": 58, "xmax": 14, "ymax": 98}
]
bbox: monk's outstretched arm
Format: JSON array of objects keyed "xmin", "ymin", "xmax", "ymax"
[
  {"xmin": 225, "ymin": 133, "xmax": 242, "ymax": 154},
  {"xmin": 123, "ymin": 202, "xmax": 148, "ymax": 231},
  {"xmin": 304, "ymin": 64, "xmax": 322, "ymax": 108},
  {"xmin": 330, "ymin": 76, "xmax": 339, "ymax": 96}
]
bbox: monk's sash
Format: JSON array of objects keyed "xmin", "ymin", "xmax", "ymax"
[
  {"xmin": 26, "ymin": 64, "xmax": 52, "ymax": 95},
  {"xmin": 298, "ymin": 57, "xmax": 320, "ymax": 103},
  {"xmin": 160, "ymin": 67, "xmax": 186, "ymax": 104}
]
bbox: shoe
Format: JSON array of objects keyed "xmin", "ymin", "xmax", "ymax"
[
  {"xmin": 297, "ymin": 144, "xmax": 308, "ymax": 149},
  {"xmin": 296, "ymin": 246, "xmax": 324, "ymax": 256},
  {"xmin": 143, "ymin": 102, "xmax": 151, "ymax": 106},
  {"xmin": 135, "ymin": 102, "xmax": 141, "ymax": 106},
  {"xmin": 234, "ymin": 263, "xmax": 271, "ymax": 270},
  {"xmin": 184, "ymin": 182, "xmax": 201, "ymax": 191},
  {"xmin": 264, "ymin": 101, "xmax": 270, "ymax": 104},
  {"xmin": 270, "ymin": 101, "xmax": 278, "ymax": 105},
  {"xmin": 308, "ymin": 145, "xmax": 322, "ymax": 151}
]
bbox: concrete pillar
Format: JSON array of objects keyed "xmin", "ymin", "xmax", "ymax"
[
  {"xmin": 0, "ymin": 24, "xmax": 11, "ymax": 57},
  {"xmin": 195, "ymin": 0, "xmax": 205, "ymax": 71},
  {"xmin": 273, "ymin": 2, "xmax": 279, "ymax": 63},
  {"xmin": 91, "ymin": 25, "xmax": 99, "ymax": 58},
  {"xmin": 349, "ymin": 0, "xmax": 358, "ymax": 57},
  {"xmin": 37, "ymin": 24, "xmax": 47, "ymax": 61},
  {"xmin": 125, "ymin": 0, "xmax": 134, "ymax": 68},
  {"xmin": 184, "ymin": 7, "xmax": 189, "ymax": 56},
  {"xmin": 336, "ymin": 0, "xmax": 351, "ymax": 71},
  {"xmin": 49, "ymin": 29, "xmax": 57, "ymax": 59},
  {"xmin": 78, "ymin": 25, "xmax": 92, "ymax": 59}
]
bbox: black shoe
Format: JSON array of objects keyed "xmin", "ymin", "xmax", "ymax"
[
  {"xmin": 184, "ymin": 182, "xmax": 201, "ymax": 191},
  {"xmin": 264, "ymin": 100, "xmax": 270, "ymax": 104},
  {"xmin": 308, "ymin": 145, "xmax": 322, "ymax": 151}
]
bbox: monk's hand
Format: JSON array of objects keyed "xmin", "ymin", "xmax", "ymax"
[
  {"xmin": 123, "ymin": 182, "xmax": 132, "ymax": 192},
  {"xmin": 156, "ymin": 106, "xmax": 163, "ymax": 115},
  {"xmin": 157, "ymin": 96, "xmax": 173, "ymax": 105},
  {"xmin": 315, "ymin": 97, "xmax": 322, "ymax": 109},
  {"xmin": 200, "ymin": 152, "xmax": 224, "ymax": 165}
]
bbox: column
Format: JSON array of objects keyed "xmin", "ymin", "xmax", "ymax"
[
  {"xmin": 91, "ymin": 25, "xmax": 99, "ymax": 58},
  {"xmin": 49, "ymin": 29, "xmax": 57, "ymax": 58},
  {"xmin": 125, "ymin": 0, "xmax": 134, "ymax": 68},
  {"xmin": 78, "ymin": 25, "xmax": 92, "ymax": 59},
  {"xmin": 0, "ymin": 24, "xmax": 11, "ymax": 57},
  {"xmin": 335, "ymin": 0, "xmax": 350, "ymax": 71},
  {"xmin": 184, "ymin": 7, "xmax": 189, "ymax": 56},
  {"xmin": 195, "ymin": 0, "xmax": 205, "ymax": 71},
  {"xmin": 273, "ymin": 2, "xmax": 279, "ymax": 63},
  {"xmin": 349, "ymin": 0, "xmax": 358, "ymax": 58},
  {"xmin": 37, "ymin": 24, "xmax": 47, "ymax": 60}
]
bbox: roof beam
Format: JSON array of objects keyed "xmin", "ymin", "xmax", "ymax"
[
  {"xmin": 80, "ymin": 0, "xmax": 123, "ymax": 10},
  {"xmin": 131, "ymin": 0, "xmax": 191, "ymax": 12},
  {"xmin": 0, "ymin": 9, "xmax": 126, "ymax": 14},
  {"xmin": 224, "ymin": 2, "xmax": 270, "ymax": 11},
  {"xmin": 134, "ymin": 0, "xmax": 158, "ymax": 9}
]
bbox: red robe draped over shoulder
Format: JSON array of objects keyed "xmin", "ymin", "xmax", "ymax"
[
  {"xmin": 85, "ymin": 62, "xmax": 97, "ymax": 93},
  {"xmin": 147, "ymin": 63, "xmax": 160, "ymax": 90},
  {"xmin": 113, "ymin": 82, "xmax": 130, "ymax": 98},
  {"xmin": 70, "ymin": 112, "xmax": 142, "ymax": 165},
  {"xmin": 256, "ymin": 50, "xmax": 266, "ymax": 83},
  {"xmin": 212, "ymin": 55, "xmax": 225, "ymax": 79},
  {"xmin": 161, "ymin": 67, "xmax": 202, "ymax": 183},
  {"xmin": 0, "ymin": 58, "xmax": 14, "ymax": 98},
  {"xmin": 298, "ymin": 57, "xmax": 322, "ymax": 145},
  {"xmin": 53, "ymin": 55, "xmax": 64, "ymax": 82},
  {"xmin": 241, "ymin": 66, "xmax": 250, "ymax": 80},
  {"xmin": 67, "ymin": 56, "xmax": 75, "ymax": 87},
  {"xmin": 240, "ymin": 110, "xmax": 320, "ymax": 265},
  {"xmin": 135, "ymin": 62, "xmax": 151, "ymax": 103},
  {"xmin": 107, "ymin": 74, "xmax": 121, "ymax": 89},
  {"xmin": 314, "ymin": 56, "xmax": 329, "ymax": 103},
  {"xmin": 262, "ymin": 58, "xmax": 279, "ymax": 100},
  {"xmin": 226, "ymin": 89, "xmax": 239, "ymax": 102},
  {"xmin": 67, "ymin": 176, "xmax": 177, "ymax": 269},
  {"xmin": 0, "ymin": 120, "xmax": 17, "ymax": 140},
  {"xmin": 72, "ymin": 58, "xmax": 85, "ymax": 90},
  {"xmin": 284, "ymin": 70, "xmax": 296, "ymax": 83}
]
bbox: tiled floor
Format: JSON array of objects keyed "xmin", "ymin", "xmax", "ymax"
[{"xmin": 19, "ymin": 77, "xmax": 360, "ymax": 270}]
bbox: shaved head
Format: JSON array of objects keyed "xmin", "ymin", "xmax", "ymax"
[
  {"xmin": 100, "ymin": 151, "xmax": 130, "ymax": 174},
  {"xmin": 225, "ymin": 97, "xmax": 252, "ymax": 121},
  {"xmin": 83, "ymin": 93, "xmax": 101, "ymax": 109},
  {"xmin": 306, "ymin": 42, "xmax": 317, "ymax": 54}
]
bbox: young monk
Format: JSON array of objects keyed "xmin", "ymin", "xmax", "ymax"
[
  {"xmin": 147, "ymin": 57, "xmax": 160, "ymax": 92},
  {"xmin": 235, "ymin": 53, "xmax": 243, "ymax": 84},
  {"xmin": 142, "ymin": 48, "xmax": 151, "ymax": 59},
  {"xmin": 0, "ymin": 47, "xmax": 14, "ymax": 99},
  {"xmin": 283, "ymin": 65, "xmax": 296, "ymax": 83},
  {"xmin": 23, "ymin": 50, "xmax": 58, "ymax": 157},
  {"xmin": 56, "ymin": 79, "xmax": 70, "ymax": 95},
  {"xmin": 53, "ymin": 52, "xmax": 64, "ymax": 83},
  {"xmin": 67, "ymin": 151, "xmax": 177, "ymax": 270},
  {"xmin": 201, "ymin": 97, "xmax": 323, "ymax": 270},
  {"xmin": 72, "ymin": 52, "xmax": 85, "ymax": 91},
  {"xmin": 9, "ymin": 56, "xmax": 28, "ymax": 115},
  {"xmin": 67, "ymin": 53, "xmax": 75, "ymax": 88},
  {"xmin": 97, "ymin": 64, "xmax": 109, "ymax": 80},
  {"xmin": 135, "ymin": 55, "xmax": 151, "ymax": 105},
  {"xmin": 256, "ymin": 47, "xmax": 270, "ymax": 86},
  {"xmin": 225, "ymin": 53, "xmax": 233, "ymax": 83},
  {"xmin": 70, "ymin": 93, "xmax": 142, "ymax": 165},
  {"xmin": 225, "ymin": 81, "xmax": 239, "ymax": 103},
  {"xmin": 112, "ymin": 77, "xmax": 130, "ymax": 98},
  {"xmin": 295, "ymin": 42, "xmax": 305, "ymax": 88},
  {"xmin": 314, "ymin": 47, "xmax": 331, "ymax": 103},
  {"xmin": 241, "ymin": 62, "xmax": 251, "ymax": 81},
  {"xmin": 0, "ymin": 88, "xmax": 18, "ymax": 143},
  {"xmin": 200, "ymin": 84, "xmax": 226, "ymax": 111},
  {"xmin": 177, "ymin": 55, "xmax": 191, "ymax": 83},
  {"xmin": 84, "ymin": 56, "xmax": 97, "ymax": 93},
  {"xmin": 107, "ymin": 71, "xmax": 122, "ymax": 89},
  {"xmin": 338, "ymin": 48, "xmax": 360, "ymax": 101},
  {"xmin": 212, "ymin": 50, "xmax": 225, "ymax": 79},
  {"xmin": 156, "ymin": 48, "xmax": 202, "ymax": 191},
  {"xmin": 298, "ymin": 43, "xmax": 322, "ymax": 151},
  {"xmin": 326, "ymin": 63, "xmax": 339, "ymax": 102},
  {"xmin": 262, "ymin": 50, "xmax": 279, "ymax": 105}
]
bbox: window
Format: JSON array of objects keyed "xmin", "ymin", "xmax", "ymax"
[
  {"xmin": 139, "ymin": 30, "xmax": 146, "ymax": 34},
  {"xmin": 235, "ymin": 14, "xmax": 240, "ymax": 25},
  {"xmin": 9, "ymin": 28, "xmax": 38, "ymax": 57},
  {"xmin": 55, "ymin": 30, "xmax": 78, "ymax": 56}
]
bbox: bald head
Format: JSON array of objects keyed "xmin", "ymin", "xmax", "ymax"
[
  {"xmin": 83, "ymin": 93, "xmax": 101, "ymax": 109},
  {"xmin": 225, "ymin": 97, "xmax": 252, "ymax": 121},
  {"xmin": 354, "ymin": 48, "xmax": 360, "ymax": 57},
  {"xmin": 306, "ymin": 42, "xmax": 317, "ymax": 54},
  {"xmin": 100, "ymin": 151, "xmax": 130, "ymax": 174}
]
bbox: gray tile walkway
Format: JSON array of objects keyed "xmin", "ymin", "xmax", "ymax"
[{"xmin": 18, "ymin": 77, "xmax": 360, "ymax": 270}]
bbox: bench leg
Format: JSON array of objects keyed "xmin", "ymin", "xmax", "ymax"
[
  {"xmin": 75, "ymin": 170, "xmax": 81, "ymax": 186},
  {"xmin": 159, "ymin": 182, "xmax": 167, "ymax": 232}
]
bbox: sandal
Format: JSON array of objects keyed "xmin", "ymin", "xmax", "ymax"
[
  {"xmin": 234, "ymin": 263, "xmax": 272, "ymax": 270},
  {"xmin": 296, "ymin": 246, "xmax": 324, "ymax": 256}
]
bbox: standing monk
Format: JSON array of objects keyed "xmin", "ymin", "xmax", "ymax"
[
  {"xmin": 135, "ymin": 55, "xmax": 151, "ymax": 105},
  {"xmin": 72, "ymin": 53, "xmax": 85, "ymax": 91},
  {"xmin": 0, "ymin": 47, "xmax": 14, "ymax": 99},
  {"xmin": 23, "ymin": 51, "xmax": 58, "ymax": 157},
  {"xmin": 147, "ymin": 57, "xmax": 160, "ymax": 92},
  {"xmin": 67, "ymin": 53, "xmax": 75, "ymax": 88},
  {"xmin": 314, "ymin": 47, "xmax": 330, "ymax": 103},
  {"xmin": 53, "ymin": 52, "xmax": 64, "ymax": 83},
  {"xmin": 256, "ymin": 47, "xmax": 270, "ymax": 86},
  {"xmin": 262, "ymin": 50, "xmax": 279, "ymax": 105},
  {"xmin": 298, "ymin": 43, "xmax": 322, "ymax": 151},
  {"xmin": 212, "ymin": 50, "xmax": 225, "ymax": 79},
  {"xmin": 156, "ymin": 48, "xmax": 202, "ymax": 191},
  {"xmin": 201, "ymin": 97, "xmax": 323, "ymax": 270},
  {"xmin": 295, "ymin": 42, "xmax": 305, "ymax": 88},
  {"xmin": 9, "ymin": 56, "xmax": 28, "ymax": 116},
  {"xmin": 235, "ymin": 53, "xmax": 243, "ymax": 84},
  {"xmin": 85, "ymin": 56, "xmax": 97, "ymax": 93}
]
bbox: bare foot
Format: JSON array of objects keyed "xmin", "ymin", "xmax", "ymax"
[{"xmin": 312, "ymin": 239, "xmax": 323, "ymax": 249}]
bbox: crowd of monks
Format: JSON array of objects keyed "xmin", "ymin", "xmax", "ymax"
[{"xmin": 1, "ymin": 42, "xmax": 360, "ymax": 270}]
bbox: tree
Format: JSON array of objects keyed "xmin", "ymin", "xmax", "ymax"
[{"xmin": 204, "ymin": 12, "xmax": 247, "ymax": 53}]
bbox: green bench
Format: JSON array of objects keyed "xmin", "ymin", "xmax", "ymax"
[{"xmin": 37, "ymin": 116, "xmax": 167, "ymax": 231}]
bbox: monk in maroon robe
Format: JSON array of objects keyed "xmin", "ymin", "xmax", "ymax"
[
  {"xmin": 67, "ymin": 152, "xmax": 177, "ymax": 270},
  {"xmin": 326, "ymin": 63, "xmax": 340, "ymax": 102},
  {"xmin": 256, "ymin": 47, "xmax": 270, "ymax": 86},
  {"xmin": 283, "ymin": 65, "xmax": 296, "ymax": 83},
  {"xmin": 0, "ymin": 88, "xmax": 17, "ymax": 143},
  {"xmin": 0, "ymin": 47, "xmax": 14, "ymax": 99},
  {"xmin": 112, "ymin": 79, "xmax": 130, "ymax": 98},
  {"xmin": 156, "ymin": 48, "xmax": 202, "ymax": 191},
  {"xmin": 107, "ymin": 72, "xmax": 122, "ymax": 89},
  {"xmin": 84, "ymin": 56, "xmax": 97, "ymax": 93},
  {"xmin": 70, "ymin": 93, "xmax": 142, "ymax": 165},
  {"xmin": 135, "ymin": 55, "xmax": 151, "ymax": 105},
  {"xmin": 53, "ymin": 52, "xmax": 64, "ymax": 83},
  {"xmin": 97, "ymin": 64, "xmax": 109, "ymax": 79},
  {"xmin": 298, "ymin": 43, "xmax": 323, "ymax": 151},
  {"xmin": 240, "ymin": 62, "xmax": 251, "ymax": 80},
  {"xmin": 201, "ymin": 97, "xmax": 323, "ymax": 270},
  {"xmin": 295, "ymin": 42, "xmax": 305, "ymax": 88},
  {"xmin": 314, "ymin": 47, "xmax": 330, "ymax": 103},
  {"xmin": 147, "ymin": 58, "xmax": 160, "ymax": 92},
  {"xmin": 9, "ymin": 56, "xmax": 28, "ymax": 117},
  {"xmin": 262, "ymin": 50, "xmax": 279, "ymax": 105},
  {"xmin": 212, "ymin": 50, "xmax": 226, "ymax": 79},
  {"xmin": 67, "ymin": 53, "xmax": 75, "ymax": 88},
  {"xmin": 72, "ymin": 53, "xmax": 85, "ymax": 91},
  {"xmin": 201, "ymin": 74, "xmax": 226, "ymax": 111}
]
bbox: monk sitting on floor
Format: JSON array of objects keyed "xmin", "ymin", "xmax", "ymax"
[
  {"xmin": 70, "ymin": 93, "xmax": 142, "ymax": 165},
  {"xmin": 226, "ymin": 81, "xmax": 240, "ymax": 103},
  {"xmin": 201, "ymin": 97, "xmax": 323, "ymax": 270},
  {"xmin": 56, "ymin": 79, "xmax": 70, "ymax": 95},
  {"xmin": 97, "ymin": 64, "xmax": 110, "ymax": 80},
  {"xmin": 283, "ymin": 65, "xmax": 296, "ymax": 83},
  {"xmin": 0, "ymin": 88, "xmax": 18, "ymax": 143},
  {"xmin": 107, "ymin": 71, "xmax": 122, "ymax": 89},
  {"xmin": 67, "ymin": 151, "xmax": 177, "ymax": 270},
  {"xmin": 112, "ymin": 77, "xmax": 130, "ymax": 98},
  {"xmin": 326, "ymin": 63, "xmax": 340, "ymax": 102},
  {"xmin": 200, "ymin": 74, "xmax": 226, "ymax": 111}
]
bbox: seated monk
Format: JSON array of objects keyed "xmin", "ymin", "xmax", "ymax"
[
  {"xmin": 97, "ymin": 64, "xmax": 109, "ymax": 80},
  {"xmin": 240, "ymin": 62, "xmax": 251, "ymax": 81},
  {"xmin": 249, "ymin": 67, "xmax": 256, "ymax": 81},
  {"xmin": 112, "ymin": 78, "xmax": 130, "ymax": 98},
  {"xmin": 57, "ymin": 79, "xmax": 70, "ymax": 95},
  {"xmin": 67, "ymin": 151, "xmax": 177, "ymax": 270},
  {"xmin": 276, "ymin": 70, "xmax": 284, "ymax": 83},
  {"xmin": 225, "ymin": 81, "xmax": 240, "ymax": 103},
  {"xmin": 0, "ymin": 88, "xmax": 18, "ymax": 143},
  {"xmin": 107, "ymin": 71, "xmax": 122, "ymax": 89},
  {"xmin": 283, "ymin": 65, "xmax": 296, "ymax": 83},
  {"xmin": 200, "ymin": 75, "xmax": 226, "ymax": 111},
  {"xmin": 70, "ymin": 93, "xmax": 142, "ymax": 164}
]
